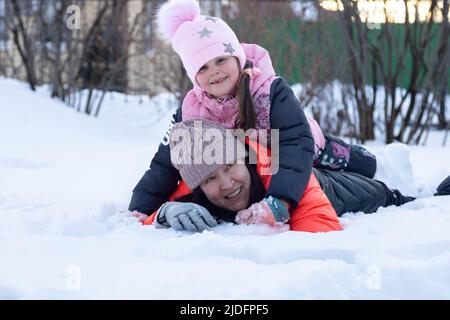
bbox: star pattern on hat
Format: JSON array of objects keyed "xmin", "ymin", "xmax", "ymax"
[
  {"xmin": 223, "ymin": 43, "xmax": 235, "ymax": 55},
  {"xmin": 205, "ymin": 16, "xmax": 218, "ymax": 23},
  {"xmin": 198, "ymin": 27, "xmax": 213, "ymax": 39}
]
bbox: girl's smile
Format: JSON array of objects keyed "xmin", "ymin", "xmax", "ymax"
[
  {"xmin": 196, "ymin": 56, "xmax": 240, "ymax": 97},
  {"xmin": 209, "ymin": 76, "xmax": 228, "ymax": 85}
]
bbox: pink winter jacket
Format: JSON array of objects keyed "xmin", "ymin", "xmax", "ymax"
[{"xmin": 181, "ymin": 43, "xmax": 325, "ymax": 154}]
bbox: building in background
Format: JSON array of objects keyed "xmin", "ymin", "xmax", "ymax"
[{"xmin": 0, "ymin": 0, "xmax": 237, "ymax": 95}]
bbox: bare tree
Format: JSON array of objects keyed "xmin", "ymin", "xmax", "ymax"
[
  {"xmin": 337, "ymin": 0, "xmax": 449, "ymax": 144},
  {"xmin": 6, "ymin": 0, "xmax": 39, "ymax": 90},
  {"xmin": 2, "ymin": 0, "xmax": 447, "ymax": 139},
  {"xmin": 2, "ymin": 1, "xmax": 158, "ymax": 116},
  {"xmin": 144, "ymin": 0, "xmax": 199, "ymax": 106},
  {"xmin": 335, "ymin": 0, "xmax": 379, "ymax": 142}
]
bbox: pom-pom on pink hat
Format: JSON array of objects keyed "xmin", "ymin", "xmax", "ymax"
[{"xmin": 157, "ymin": 0, "xmax": 246, "ymax": 88}]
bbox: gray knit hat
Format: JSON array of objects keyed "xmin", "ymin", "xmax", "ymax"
[{"xmin": 170, "ymin": 120, "xmax": 247, "ymax": 190}]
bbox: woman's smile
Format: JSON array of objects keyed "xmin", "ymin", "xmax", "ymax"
[
  {"xmin": 224, "ymin": 186, "xmax": 242, "ymax": 199},
  {"xmin": 222, "ymin": 184, "xmax": 248, "ymax": 211},
  {"xmin": 200, "ymin": 163, "xmax": 251, "ymax": 212}
]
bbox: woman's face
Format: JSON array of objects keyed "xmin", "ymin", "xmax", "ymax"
[
  {"xmin": 195, "ymin": 56, "xmax": 240, "ymax": 97},
  {"xmin": 200, "ymin": 163, "xmax": 251, "ymax": 212}
]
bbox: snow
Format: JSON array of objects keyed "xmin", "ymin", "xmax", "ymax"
[{"xmin": 0, "ymin": 77, "xmax": 449, "ymax": 299}]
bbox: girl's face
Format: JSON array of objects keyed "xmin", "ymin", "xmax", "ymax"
[
  {"xmin": 200, "ymin": 163, "xmax": 251, "ymax": 212},
  {"xmin": 195, "ymin": 56, "xmax": 240, "ymax": 97}
]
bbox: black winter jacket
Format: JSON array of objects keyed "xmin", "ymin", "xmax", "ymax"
[
  {"xmin": 128, "ymin": 77, "xmax": 315, "ymax": 214},
  {"xmin": 313, "ymin": 168, "xmax": 416, "ymax": 216}
]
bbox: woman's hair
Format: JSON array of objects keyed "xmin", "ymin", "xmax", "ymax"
[
  {"xmin": 236, "ymin": 60, "xmax": 257, "ymax": 130},
  {"xmin": 175, "ymin": 158, "xmax": 266, "ymax": 223}
]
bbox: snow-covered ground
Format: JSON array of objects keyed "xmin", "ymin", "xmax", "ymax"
[{"xmin": 0, "ymin": 77, "xmax": 449, "ymax": 299}]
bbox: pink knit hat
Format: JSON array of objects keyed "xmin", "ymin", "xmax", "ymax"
[{"xmin": 157, "ymin": 0, "xmax": 246, "ymax": 88}]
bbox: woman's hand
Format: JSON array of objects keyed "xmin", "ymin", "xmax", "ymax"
[
  {"xmin": 156, "ymin": 202, "xmax": 217, "ymax": 232},
  {"xmin": 235, "ymin": 196, "xmax": 290, "ymax": 226},
  {"xmin": 235, "ymin": 200, "xmax": 276, "ymax": 226},
  {"xmin": 130, "ymin": 211, "xmax": 149, "ymax": 223}
]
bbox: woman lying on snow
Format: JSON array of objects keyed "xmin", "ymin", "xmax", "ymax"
[
  {"xmin": 136, "ymin": 120, "xmax": 450, "ymax": 233},
  {"xmin": 130, "ymin": 0, "xmax": 383, "ymax": 219}
]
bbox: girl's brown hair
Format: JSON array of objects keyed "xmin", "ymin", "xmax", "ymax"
[{"xmin": 236, "ymin": 60, "xmax": 256, "ymax": 130}]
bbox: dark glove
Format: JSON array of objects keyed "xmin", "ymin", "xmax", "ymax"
[
  {"xmin": 155, "ymin": 202, "xmax": 217, "ymax": 232},
  {"xmin": 435, "ymin": 175, "xmax": 450, "ymax": 196}
]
